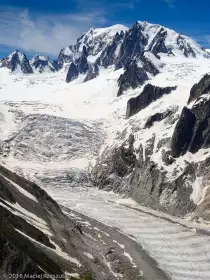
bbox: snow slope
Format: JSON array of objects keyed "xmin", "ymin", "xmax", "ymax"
[{"xmin": 1, "ymin": 56, "xmax": 210, "ymax": 189}]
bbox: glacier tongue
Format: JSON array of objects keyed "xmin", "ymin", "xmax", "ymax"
[{"xmin": 47, "ymin": 185, "xmax": 210, "ymax": 280}]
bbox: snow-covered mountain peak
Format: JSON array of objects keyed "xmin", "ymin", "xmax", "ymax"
[
  {"xmin": 30, "ymin": 54, "xmax": 56, "ymax": 73},
  {"xmin": 136, "ymin": 20, "xmax": 160, "ymax": 28},
  {"xmin": 0, "ymin": 50, "xmax": 33, "ymax": 74},
  {"xmin": 86, "ymin": 24, "xmax": 129, "ymax": 38},
  {"xmin": 31, "ymin": 55, "xmax": 49, "ymax": 63},
  {"xmin": 129, "ymin": 21, "xmax": 210, "ymax": 59},
  {"xmin": 57, "ymin": 24, "xmax": 128, "ymax": 65},
  {"xmin": 8, "ymin": 50, "xmax": 25, "ymax": 62},
  {"xmin": 77, "ymin": 24, "xmax": 128, "ymax": 51}
]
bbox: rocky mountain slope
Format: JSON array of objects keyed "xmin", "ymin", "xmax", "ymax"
[
  {"xmin": 30, "ymin": 55, "xmax": 57, "ymax": 73},
  {"xmin": 0, "ymin": 51, "xmax": 33, "ymax": 74},
  {"xmin": 91, "ymin": 71, "xmax": 210, "ymax": 221},
  {"xmin": 0, "ymin": 164, "xmax": 85, "ymax": 279},
  {"xmin": 58, "ymin": 21, "xmax": 210, "ymax": 85},
  {"xmin": 1, "ymin": 163, "xmax": 157, "ymax": 280},
  {"xmin": 1, "ymin": 20, "xmax": 210, "ymax": 279},
  {"xmin": 0, "ymin": 51, "xmax": 57, "ymax": 74}
]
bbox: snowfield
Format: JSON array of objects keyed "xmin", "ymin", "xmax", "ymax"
[
  {"xmin": 1, "ymin": 57, "xmax": 210, "ymax": 191},
  {"xmin": 1, "ymin": 55, "xmax": 210, "ymax": 279}
]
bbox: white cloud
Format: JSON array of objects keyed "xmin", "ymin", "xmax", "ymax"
[{"xmin": 0, "ymin": 6, "xmax": 108, "ymax": 56}]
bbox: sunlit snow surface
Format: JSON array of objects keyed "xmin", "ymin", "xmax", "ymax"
[
  {"xmin": 1, "ymin": 57, "xmax": 210, "ymax": 194},
  {"xmin": 1, "ymin": 57, "xmax": 210, "ymax": 279}
]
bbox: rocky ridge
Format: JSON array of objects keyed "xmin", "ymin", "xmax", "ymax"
[
  {"xmin": 57, "ymin": 21, "xmax": 209, "ymax": 87},
  {"xmin": 30, "ymin": 55, "xmax": 57, "ymax": 73},
  {"xmin": 1, "ymin": 163, "xmax": 153, "ymax": 280},
  {"xmin": 0, "ymin": 51, "xmax": 33, "ymax": 74},
  {"xmin": 91, "ymin": 73, "xmax": 210, "ymax": 221}
]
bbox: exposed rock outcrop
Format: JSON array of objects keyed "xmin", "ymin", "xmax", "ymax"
[
  {"xmin": 172, "ymin": 75, "xmax": 210, "ymax": 157},
  {"xmin": 91, "ymin": 133, "xmax": 196, "ymax": 217},
  {"xmin": 126, "ymin": 84, "xmax": 177, "ymax": 118},
  {"xmin": 84, "ymin": 64, "xmax": 99, "ymax": 82},
  {"xmin": 30, "ymin": 55, "xmax": 56, "ymax": 73},
  {"xmin": 66, "ymin": 62, "xmax": 79, "ymax": 83},
  {"xmin": 0, "ymin": 164, "xmax": 81, "ymax": 278},
  {"xmin": 144, "ymin": 110, "xmax": 173, "ymax": 128},
  {"xmin": 114, "ymin": 21, "xmax": 209, "ymax": 69},
  {"xmin": 97, "ymin": 31, "xmax": 126, "ymax": 68},
  {"xmin": 1, "ymin": 163, "xmax": 145, "ymax": 279},
  {"xmin": 171, "ymin": 107, "xmax": 196, "ymax": 157},
  {"xmin": 76, "ymin": 46, "xmax": 89, "ymax": 74},
  {"xmin": 139, "ymin": 52, "xmax": 160, "ymax": 76},
  {"xmin": 57, "ymin": 45, "xmax": 76, "ymax": 65},
  {"xmin": 117, "ymin": 61, "xmax": 149, "ymax": 97},
  {"xmin": 1, "ymin": 51, "xmax": 33, "ymax": 74},
  {"xmin": 91, "ymin": 135, "xmax": 136, "ymax": 189},
  {"xmin": 188, "ymin": 74, "xmax": 210, "ymax": 104}
]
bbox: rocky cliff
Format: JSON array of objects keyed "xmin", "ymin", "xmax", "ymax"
[
  {"xmin": 1, "ymin": 51, "xmax": 33, "ymax": 74},
  {"xmin": 30, "ymin": 55, "xmax": 56, "ymax": 73},
  {"xmin": 58, "ymin": 21, "xmax": 209, "ymax": 86},
  {"xmin": 0, "ymin": 164, "xmax": 145, "ymax": 279},
  {"xmin": 91, "ymin": 73, "xmax": 210, "ymax": 221}
]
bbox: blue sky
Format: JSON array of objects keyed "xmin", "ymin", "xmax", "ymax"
[{"xmin": 0, "ymin": 0, "xmax": 209, "ymax": 58}]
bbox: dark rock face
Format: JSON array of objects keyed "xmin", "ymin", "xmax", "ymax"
[
  {"xmin": 1, "ymin": 51, "xmax": 33, "ymax": 74},
  {"xmin": 171, "ymin": 107, "xmax": 196, "ymax": 157},
  {"xmin": 91, "ymin": 135, "xmax": 136, "ymax": 189},
  {"xmin": 0, "ymin": 165, "xmax": 78, "ymax": 278},
  {"xmin": 91, "ymin": 134, "xmax": 196, "ymax": 217},
  {"xmin": 139, "ymin": 52, "xmax": 160, "ymax": 76},
  {"xmin": 189, "ymin": 98, "xmax": 210, "ymax": 153},
  {"xmin": 1, "ymin": 163, "xmax": 142, "ymax": 279},
  {"xmin": 176, "ymin": 35, "xmax": 196, "ymax": 58},
  {"xmin": 126, "ymin": 84, "xmax": 177, "ymax": 118},
  {"xmin": 31, "ymin": 55, "xmax": 56, "ymax": 73},
  {"xmin": 97, "ymin": 31, "xmax": 125, "ymax": 68},
  {"xmin": 148, "ymin": 28, "xmax": 173, "ymax": 56},
  {"xmin": 66, "ymin": 62, "xmax": 79, "ymax": 83},
  {"xmin": 115, "ymin": 22, "xmax": 148, "ymax": 68},
  {"xmin": 188, "ymin": 74, "xmax": 210, "ymax": 104},
  {"xmin": 76, "ymin": 46, "xmax": 89, "ymax": 74},
  {"xmin": 171, "ymin": 74, "xmax": 210, "ymax": 157},
  {"xmin": 117, "ymin": 51, "xmax": 161, "ymax": 97},
  {"xmin": 57, "ymin": 45, "xmax": 76, "ymax": 65},
  {"xmin": 161, "ymin": 149, "xmax": 175, "ymax": 165},
  {"xmin": 114, "ymin": 21, "xmax": 209, "ymax": 69},
  {"xmin": 76, "ymin": 28, "xmax": 113, "ymax": 56},
  {"xmin": 84, "ymin": 64, "xmax": 99, "ymax": 82},
  {"xmin": 117, "ymin": 61, "xmax": 149, "ymax": 97},
  {"xmin": 0, "ymin": 235, "xmax": 50, "ymax": 280},
  {"xmin": 52, "ymin": 60, "xmax": 62, "ymax": 71},
  {"xmin": 145, "ymin": 110, "xmax": 172, "ymax": 129}
]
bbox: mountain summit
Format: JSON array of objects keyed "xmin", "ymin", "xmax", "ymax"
[
  {"xmin": 57, "ymin": 21, "xmax": 210, "ymax": 83},
  {"xmin": 0, "ymin": 50, "xmax": 33, "ymax": 74},
  {"xmin": 58, "ymin": 21, "xmax": 209, "ymax": 69},
  {"xmin": 0, "ymin": 21, "xmax": 209, "ymax": 76}
]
